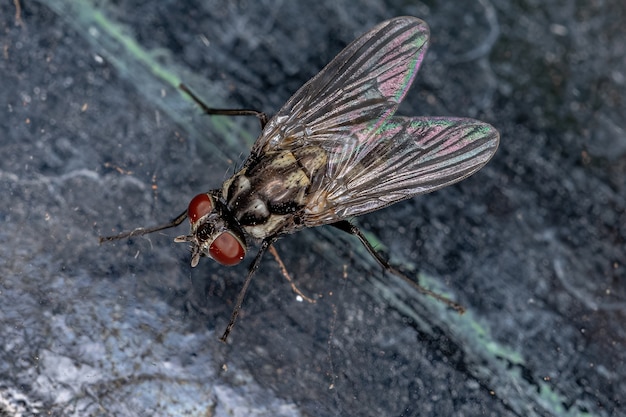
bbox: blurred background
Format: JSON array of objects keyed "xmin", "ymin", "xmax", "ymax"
[{"xmin": 0, "ymin": 0, "xmax": 624, "ymax": 416}]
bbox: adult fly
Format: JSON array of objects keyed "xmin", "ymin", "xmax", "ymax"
[{"xmin": 100, "ymin": 17, "xmax": 500, "ymax": 341}]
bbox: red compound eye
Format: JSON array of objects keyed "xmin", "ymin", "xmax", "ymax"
[
  {"xmin": 187, "ymin": 193, "xmax": 213, "ymax": 224},
  {"xmin": 209, "ymin": 232, "xmax": 245, "ymax": 266}
]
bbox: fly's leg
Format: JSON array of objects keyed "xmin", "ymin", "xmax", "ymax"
[
  {"xmin": 179, "ymin": 84, "xmax": 269, "ymax": 129},
  {"xmin": 220, "ymin": 236, "xmax": 278, "ymax": 342},
  {"xmin": 99, "ymin": 209, "xmax": 188, "ymax": 243},
  {"xmin": 268, "ymin": 245, "xmax": 316, "ymax": 304},
  {"xmin": 330, "ymin": 220, "xmax": 466, "ymax": 314}
]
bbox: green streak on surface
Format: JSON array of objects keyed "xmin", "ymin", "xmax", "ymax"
[
  {"xmin": 45, "ymin": 0, "xmax": 255, "ymax": 158},
  {"xmin": 329, "ymin": 221, "xmax": 598, "ymax": 417},
  {"xmin": 90, "ymin": 10, "xmax": 181, "ymax": 88}
]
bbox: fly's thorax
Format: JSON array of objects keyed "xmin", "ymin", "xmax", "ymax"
[
  {"xmin": 223, "ymin": 144, "xmax": 328, "ymax": 238},
  {"xmin": 174, "ymin": 191, "xmax": 246, "ymax": 267}
]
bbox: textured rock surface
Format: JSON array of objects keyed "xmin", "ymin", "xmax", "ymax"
[{"xmin": 1, "ymin": 1, "xmax": 624, "ymax": 416}]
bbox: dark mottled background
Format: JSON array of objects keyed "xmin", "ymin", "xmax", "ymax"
[{"xmin": 1, "ymin": 1, "xmax": 624, "ymax": 416}]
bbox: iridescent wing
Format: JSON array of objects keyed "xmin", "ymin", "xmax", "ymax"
[
  {"xmin": 246, "ymin": 16, "xmax": 499, "ymax": 225},
  {"xmin": 303, "ymin": 116, "xmax": 499, "ymax": 224},
  {"xmin": 251, "ymin": 16, "xmax": 430, "ymax": 172}
]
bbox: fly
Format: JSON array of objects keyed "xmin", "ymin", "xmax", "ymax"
[{"xmin": 100, "ymin": 17, "xmax": 500, "ymax": 342}]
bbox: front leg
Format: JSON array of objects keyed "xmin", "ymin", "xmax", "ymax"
[{"xmin": 220, "ymin": 236, "xmax": 278, "ymax": 342}]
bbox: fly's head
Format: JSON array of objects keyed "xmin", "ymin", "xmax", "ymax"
[{"xmin": 174, "ymin": 191, "xmax": 246, "ymax": 267}]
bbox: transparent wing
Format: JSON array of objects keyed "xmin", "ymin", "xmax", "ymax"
[
  {"xmin": 251, "ymin": 16, "xmax": 430, "ymax": 182},
  {"xmin": 303, "ymin": 117, "xmax": 500, "ymax": 224},
  {"xmin": 242, "ymin": 16, "xmax": 499, "ymax": 225}
]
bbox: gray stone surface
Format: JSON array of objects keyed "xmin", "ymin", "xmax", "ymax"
[{"xmin": 1, "ymin": 1, "xmax": 624, "ymax": 416}]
